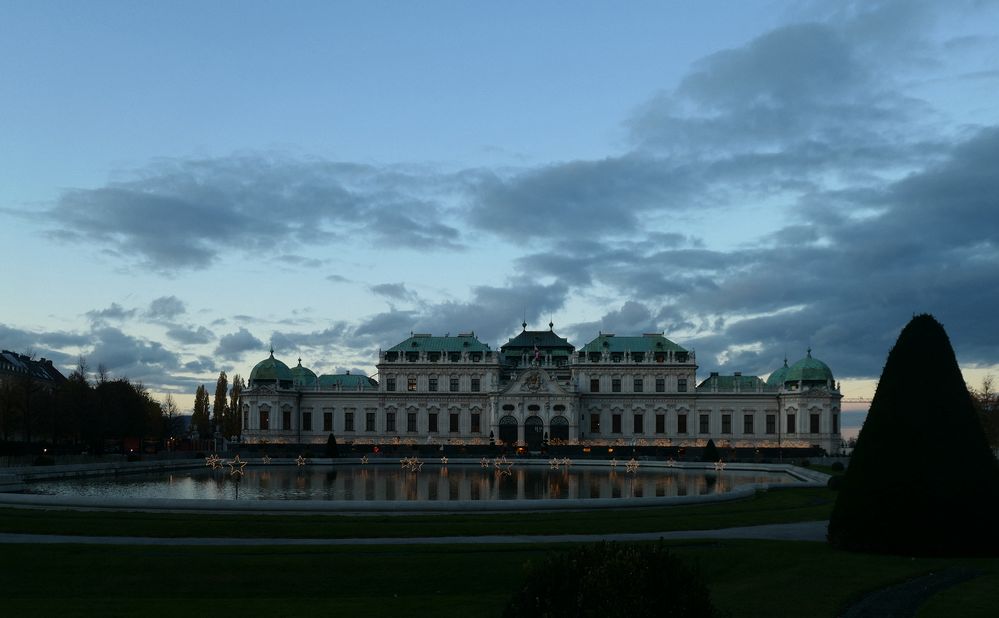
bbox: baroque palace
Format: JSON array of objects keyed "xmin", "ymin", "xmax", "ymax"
[{"xmin": 240, "ymin": 323, "xmax": 843, "ymax": 453}]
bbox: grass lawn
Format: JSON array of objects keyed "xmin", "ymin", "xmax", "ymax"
[
  {"xmin": 1, "ymin": 540, "xmax": 997, "ymax": 618},
  {"xmin": 0, "ymin": 486, "xmax": 834, "ymax": 538}
]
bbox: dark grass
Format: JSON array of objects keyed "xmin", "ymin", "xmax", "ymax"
[
  {"xmin": 2, "ymin": 540, "xmax": 997, "ymax": 618},
  {"xmin": 0, "ymin": 486, "xmax": 834, "ymax": 538}
]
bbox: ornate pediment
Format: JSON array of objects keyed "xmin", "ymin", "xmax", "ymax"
[{"xmin": 499, "ymin": 369, "xmax": 569, "ymax": 396}]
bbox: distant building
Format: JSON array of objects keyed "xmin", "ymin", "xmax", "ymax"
[
  {"xmin": 0, "ymin": 350, "xmax": 66, "ymax": 389},
  {"xmin": 240, "ymin": 324, "xmax": 842, "ymax": 453}
]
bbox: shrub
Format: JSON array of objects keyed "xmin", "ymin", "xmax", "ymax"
[
  {"xmin": 325, "ymin": 433, "xmax": 339, "ymax": 458},
  {"xmin": 799, "ymin": 459, "xmax": 811, "ymax": 468},
  {"xmin": 701, "ymin": 439, "xmax": 719, "ymax": 463},
  {"xmin": 830, "ymin": 461, "xmax": 844, "ymax": 472},
  {"xmin": 504, "ymin": 541, "xmax": 719, "ymax": 618},
  {"xmin": 827, "ymin": 475, "xmax": 843, "ymax": 491},
  {"xmin": 828, "ymin": 314, "xmax": 999, "ymax": 556}
]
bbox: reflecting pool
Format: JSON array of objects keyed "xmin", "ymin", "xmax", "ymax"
[{"xmin": 25, "ymin": 463, "xmax": 795, "ymax": 502}]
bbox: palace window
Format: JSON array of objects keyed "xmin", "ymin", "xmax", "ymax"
[
  {"xmin": 656, "ymin": 414, "xmax": 665, "ymax": 434},
  {"xmin": 832, "ymin": 414, "xmax": 839, "ymax": 434},
  {"xmin": 590, "ymin": 413, "xmax": 600, "ymax": 434},
  {"xmin": 612, "ymin": 378, "xmax": 621, "ymax": 393},
  {"xmin": 471, "ymin": 377, "xmax": 480, "ymax": 392},
  {"xmin": 471, "ymin": 412, "xmax": 481, "ymax": 433},
  {"xmin": 302, "ymin": 412, "xmax": 312, "ymax": 432},
  {"xmin": 633, "ymin": 378, "xmax": 643, "ymax": 392},
  {"xmin": 766, "ymin": 414, "xmax": 776, "ymax": 434},
  {"xmin": 283, "ymin": 410, "xmax": 292, "ymax": 430},
  {"xmin": 429, "ymin": 412, "xmax": 439, "ymax": 432},
  {"xmin": 677, "ymin": 414, "xmax": 687, "ymax": 434},
  {"xmin": 743, "ymin": 414, "xmax": 754, "ymax": 434},
  {"xmin": 655, "ymin": 378, "xmax": 665, "ymax": 393},
  {"xmin": 366, "ymin": 412, "xmax": 376, "ymax": 432},
  {"xmin": 450, "ymin": 413, "xmax": 460, "ymax": 433},
  {"xmin": 450, "ymin": 377, "xmax": 459, "ymax": 392},
  {"xmin": 344, "ymin": 412, "xmax": 354, "ymax": 432},
  {"xmin": 260, "ymin": 409, "xmax": 270, "ymax": 431},
  {"xmin": 699, "ymin": 414, "xmax": 709, "ymax": 434},
  {"xmin": 323, "ymin": 411, "xmax": 333, "ymax": 432},
  {"xmin": 678, "ymin": 378, "xmax": 688, "ymax": 393},
  {"xmin": 721, "ymin": 414, "xmax": 732, "ymax": 434},
  {"xmin": 810, "ymin": 413, "xmax": 820, "ymax": 434},
  {"xmin": 590, "ymin": 378, "xmax": 600, "ymax": 392},
  {"xmin": 612, "ymin": 414, "xmax": 622, "ymax": 433},
  {"xmin": 386, "ymin": 412, "xmax": 396, "ymax": 433},
  {"xmin": 407, "ymin": 412, "xmax": 417, "ymax": 433},
  {"xmin": 633, "ymin": 414, "xmax": 644, "ymax": 434},
  {"xmin": 787, "ymin": 414, "xmax": 796, "ymax": 434},
  {"xmin": 429, "ymin": 377, "xmax": 438, "ymax": 392},
  {"xmin": 386, "ymin": 377, "xmax": 396, "ymax": 392},
  {"xmin": 407, "ymin": 377, "xmax": 416, "ymax": 392}
]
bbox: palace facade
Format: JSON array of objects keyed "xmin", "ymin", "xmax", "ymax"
[{"xmin": 240, "ymin": 324, "xmax": 843, "ymax": 453}]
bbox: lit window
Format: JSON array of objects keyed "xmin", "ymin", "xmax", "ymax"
[{"xmin": 407, "ymin": 377, "xmax": 416, "ymax": 391}]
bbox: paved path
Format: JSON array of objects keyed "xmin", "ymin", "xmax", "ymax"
[{"xmin": 0, "ymin": 520, "xmax": 827, "ymax": 546}]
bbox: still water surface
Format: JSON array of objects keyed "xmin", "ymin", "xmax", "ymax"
[{"xmin": 27, "ymin": 464, "xmax": 794, "ymax": 502}]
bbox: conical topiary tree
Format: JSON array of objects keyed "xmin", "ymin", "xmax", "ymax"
[
  {"xmin": 702, "ymin": 439, "xmax": 719, "ymax": 463},
  {"xmin": 828, "ymin": 314, "xmax": 999, "ymax": 555}
]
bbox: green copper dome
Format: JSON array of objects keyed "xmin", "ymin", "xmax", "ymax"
[
  {"xmin": 290, "ymin": 358, "xmax": 318, "ymax": 387},
  {"xmin": 784, "ymin": 350, "xmax": 834, "ymax": 385},
  {"xmin": 766, "ymin": 358, "xmax": 790, "ymax": 387},
  {"xmin": 249, "ymin": 350, "xmax": 293, "ymax": 386}
]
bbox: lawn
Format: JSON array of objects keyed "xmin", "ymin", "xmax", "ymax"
[
  {"xmin": 1, "ymin": 540, "xmax": 996, "ymax": 617},
  {"xmin": 0, "ymin": 486, "xmax": 833, "ymax": 538},
  {"xmin": 4, "ymin": 486, "xmax": 996, "ymax": 616}
]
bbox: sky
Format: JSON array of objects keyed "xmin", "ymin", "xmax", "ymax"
[{"xmin": 2, "ymin": 1, "xmax": 998, "ymax": 432}]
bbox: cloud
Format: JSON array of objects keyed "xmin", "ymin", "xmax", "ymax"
[
  {"xmin": 85, "ymin": 303, "xmax": 137, "ymax": 323},
  {"xmin": 147, "ymin": 296, "xmax": 186, "ymax": 319},
  {"xmin": 87, "ymin": 326, "xmax": 182, "ymax": 383},
  {"xmin": 166, "ymin": 324, "xmax": 215, "ymax": 345},
  {"xmin": 369, "ymin": 282, "xmax": 415, "ymax": 302},
  {"xmin": 44, "ymin": 155, "xmax": 460, "ymax": 271},
  {"xmin": 214, "ymin": 327, "xmax": 264, "ymax": 360}
]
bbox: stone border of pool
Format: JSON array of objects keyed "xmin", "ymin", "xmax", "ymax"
[{"xmin": 0, "ymin": 458, "xmax": 828, "ymax": 513}]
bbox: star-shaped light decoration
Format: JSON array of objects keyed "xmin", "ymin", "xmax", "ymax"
[
  {"xmin": 227, "ymin": 455, "xmax": 247, "ymax": 477},
  {"xmin": 625, "ymin": 458, "xmax": 640, "ymax": 473},
  {"xmin": 440, "ymin": 456, "xmax": 448, "ymax": 465},
  {"xmin": 609, "ymin": 457, "xmax": 618, "ymax": 469},
  {"xmin": 479, "ymin": 457, "xmax": 491, "ymax": 468},
  {"xmin": 360, "ymin": 455, "xmax": 369, "ymax": 465},
  {"xmin": 549, "ymin": 458, "xmax": 560, "ymax": 470},
  {"xmin": 493, "ymin": 456, "xmax": 513, "ymax": 476},
  {"xmin": 561, "ymin": 457, "xmax": 571, "ymax": 467},
  {"xmin": 205, "ymin": 454, "xmax": 222, "ymax": 469},
  {"xmin": 296, "ymin": 455, "xmax": 307, "ymax": 467},
  {"xmin": 262, "ymin": 455, "xmax": 272, "ymax": 465},
  {"xmin": 666, "ymin": 458, "xmax": 675, "ymax": 468},
  {"xmin": 713, "ymin": 461, "xmax": 726, "ymax": 471}
]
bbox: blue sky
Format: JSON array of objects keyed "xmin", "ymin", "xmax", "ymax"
[{"xmin": 2, "ymin": 1, "xmax": 998, "ymax": 424}]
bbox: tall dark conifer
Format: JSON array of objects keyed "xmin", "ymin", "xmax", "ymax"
[
  {"xmin": 828, "ymin": 314, "xmax": 999, "ymax": 555},
  {"xmin": 211, "ymin": 371, "xmax": 228, "ymax": 435}
]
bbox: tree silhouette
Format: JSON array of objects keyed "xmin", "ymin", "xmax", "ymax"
[{"xmin": 828, "ymin": 314, "xmax": 999, "ymax": 555}]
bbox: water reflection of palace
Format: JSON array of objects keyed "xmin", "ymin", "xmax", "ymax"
[{"xmin": 241, "ymin": 324, "xmax": 843, "ymax": 454}]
